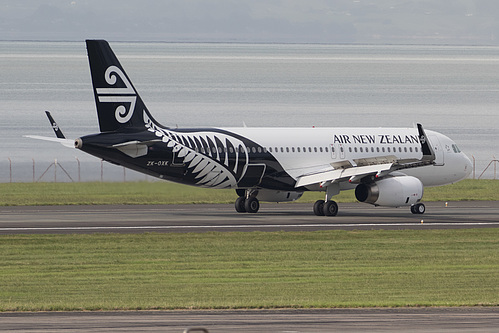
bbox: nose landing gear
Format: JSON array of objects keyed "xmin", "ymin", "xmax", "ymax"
[{"xmin": 411, "ymin": 203, "xmax": 425, "ymax": 214}]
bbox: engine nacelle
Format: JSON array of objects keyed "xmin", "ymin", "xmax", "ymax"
[
  {"xmin": 256, "ymin": 189, "xmax": 303, "ymax": 203},
  {"xmin": 355, "ymin": 176, "xmax": 423, "ymax": 207}
]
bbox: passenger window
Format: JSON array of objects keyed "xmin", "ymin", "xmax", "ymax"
[
  {"xmin": 404, "ymin": 147, "xmax": 407, "ymax": 153},
  {"xmin": 252, "ymin": 147, "xmax": 256, "ymax": 153},
  {"xmin": 314, "ymin": 147, "xmax": 318, "ymax": 153},
  {"xmin": 286, "ymin": 147, "xmax": 290, "ymax": 153},
  {"xmin": 297, "ymin": 147, "xmax": 301, "ymax": 152},
  {"xmin": 409, "ymin": 147, "xmax": 413, "ymax": 153},
  {"xmin": 319, "ymin": 147, "xmax": 323, "ymax": 153},
  {"xmin": 376, "ymin": 147, "xmax": 380, "ymax": 153},
  {"xmin": 325, "ymin": 147, "xmax": 328, "ymax": 153},
  {"xmin": 292, "ymin": 147, "xmax": 295, "ymax": 153},
  {"xmin": 349, "ymin": 147, "xmax": 352, "ymax": 153},
  {"xmin": 387, "ymin": 147, "xmax": 390, "ymax": 153},
  {"xmin": 382, "ymin": 147, "xmax": 385, "ymax": 153},
  {"xmin": 354, "ymin": 147, "xmax": 357, "ymax": 153}
]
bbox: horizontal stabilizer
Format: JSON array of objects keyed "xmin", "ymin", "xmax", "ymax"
[
  {"xmin": 112, "ymin": 141, "xmax": 149, "ymax": 158},
  {"xmin": 24, "ymin": 135, "xmax": 75, "ymax": 148},
  {"xmin": 111, "ymin": 139, "xmax": 161, "ymax": 158}
]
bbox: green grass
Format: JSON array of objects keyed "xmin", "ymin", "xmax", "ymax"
[
  {"xmin": 1, "ymin": 229, "xmax": 498, "ymax": 311},
  {"xmin": 0, "ymin": 179, "xmax": 497, "ymax": 206}
]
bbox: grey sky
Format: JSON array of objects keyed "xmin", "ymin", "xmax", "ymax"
[{"xmin": 2, "ymin": 0, "xmax": 499, "ymax": 44}]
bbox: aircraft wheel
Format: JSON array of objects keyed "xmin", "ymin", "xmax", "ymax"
[
  {"xmin": 411, "ymin": 203, "xmax": 425, "ymax": 215},
  {"xmin": 323, "ymin": 200, "xmax": 338, "ymax": 216},
  {"xmin": 244, "ymin": 197, "xmax": 260, "ymax": 214},
  {"xmin": 235, "ymin": 196, "xmax": 246, "ymax": 213},
  {"xmin": 313, "ymin": 200, "xmax": 325, "ymax": 216}
]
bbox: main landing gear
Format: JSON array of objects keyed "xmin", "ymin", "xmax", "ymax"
[
  {"xmin": 313, "ymin": 200, "xmax": 338, "ymax": 216},
  {"xmin": 235, "ymin": 190, "xmax": 260, "ymax": 214},
  {"xmin": 313, "ymin": 200, "xmax": 426, "ymax": 216}
]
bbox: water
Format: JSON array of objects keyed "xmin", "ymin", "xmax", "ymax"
[{"xmin": 1, "ymin": 41, "xmax": 498, "ymax": 182}]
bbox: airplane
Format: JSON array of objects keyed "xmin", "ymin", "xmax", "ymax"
[{"xmin": 27, "ymin": 40, "xmax": 473, "ymax": 216}]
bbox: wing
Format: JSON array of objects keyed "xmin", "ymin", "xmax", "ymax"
[
  {"xmin": 24, "ymin": 111, "xmax": 73, "ymax": 147},
  {"xmin": 295, "ymin": 123, "xmax": 436, "ymax": 188},
  {"xmin": 45, "ymin": 111, "xmax": 66, "ymax": 139}
]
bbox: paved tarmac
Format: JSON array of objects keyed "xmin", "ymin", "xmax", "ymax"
[
  {"xmin": 1, "ymin": 201, "xmax": 498, "ymax": 331},
  {"xmin": 1, "ymin": 308, "xmax": 499, "ymax": 332},
  {"xmin": 0, "ymin": 201, "xmax": 498, "ymax": 234}
]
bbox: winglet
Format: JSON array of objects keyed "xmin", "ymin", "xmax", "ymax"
[
  {"xmin": 417, "ymin": 123, "xmax": 435, "ymax": 162},
  {"xmin": 45, "ymin": 111, "xmax": 65, "ymax": 139},
  {"xmin": 24, "ymin": 111, "xmax": 73, "ymax": 148}
]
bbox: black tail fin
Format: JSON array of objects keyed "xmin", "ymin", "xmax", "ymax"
[{"xmin": 86, "ymin": 40, "xmax": 164, "ymax": 132}]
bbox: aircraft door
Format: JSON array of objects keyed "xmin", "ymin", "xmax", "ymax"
[{"xmin": 428, "ymin": 134, "xmax": 444, "ymax": 166}]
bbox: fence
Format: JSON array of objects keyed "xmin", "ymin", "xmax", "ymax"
[
  {"xmin": 472, "ymin": 156, "xmax": 498, "ymax": 180},
  {"xmin": 3, "ymin": 158, "xmax": 149, "ymax": 183},
  {"xmin": 2, "ymin": 156, "xmax": 499, "ymax": 183}
]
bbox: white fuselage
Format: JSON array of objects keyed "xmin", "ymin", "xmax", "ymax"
[{"xmin": 223, "ymin": 126, "xmax": 472, "ymax": 190}]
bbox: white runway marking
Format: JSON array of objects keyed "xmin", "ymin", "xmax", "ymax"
[{"xmin": 2, "ymin": 222, "xmax": 499, "ymax": 232}]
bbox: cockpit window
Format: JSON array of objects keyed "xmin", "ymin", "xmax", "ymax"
[{"xmin": 452, "ymin": 144, "xmax": 461, "ymax": 153}]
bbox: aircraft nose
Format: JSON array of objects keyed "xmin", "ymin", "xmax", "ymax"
[{"xmin": 463, "ymin": 153, "xmax": 473, "ymax": 178}]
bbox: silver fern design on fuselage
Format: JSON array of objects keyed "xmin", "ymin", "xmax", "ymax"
[{"xmin": 144, "ymin": 112, "xmax": 249, "ymax": 189}]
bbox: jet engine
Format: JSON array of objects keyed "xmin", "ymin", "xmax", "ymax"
[
  {"xmin": 256, "ymin": 189, "xmax": 304, "ymax": 203},
  {"xmin": 355, "ymin": 176, "xmax": 423, "ymax": 207}
]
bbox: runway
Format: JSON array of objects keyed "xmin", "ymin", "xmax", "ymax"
[
  {"xmin": 0, "ymin": 201, "xmax": 498, "ymax": 234},
  {"xmin": 1, "ymin": 202, "xmax": 498, "ymax": 332},
  {"xmin": 2, "ymin": 308, "xmax": 499, "ymax": 332}
]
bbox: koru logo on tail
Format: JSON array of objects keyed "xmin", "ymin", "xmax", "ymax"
[{"xmin": 96, "ymin": 66, "xmax": 137, "ymax": 123}]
